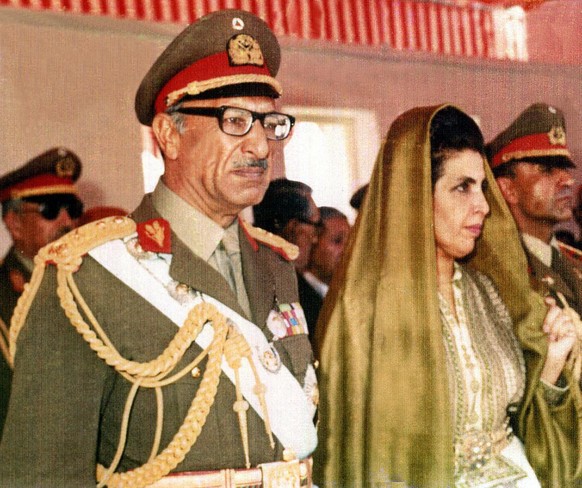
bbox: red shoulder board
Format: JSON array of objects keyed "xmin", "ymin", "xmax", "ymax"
[
  {"xmin": 557, "ymin": 241, "xmax": 582, "ymax": 263},
  {"xmin": 239, "ymin": 219, "xmax": 299, "ymax": 261},
  {"xmin": 137, "ymin": 218, "xmax": 171, "ymax": 253}
]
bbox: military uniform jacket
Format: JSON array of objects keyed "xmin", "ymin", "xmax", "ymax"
[
  {"xmin": 0, "ymin": 247, "xmax": 30, "ymax": 328},
  {"xmin": 0, "ymin": 247, "xmax": 30, "ymax": 440},
  {"xmin": 523, "ymin": 242, "xmax": 582, "ymax": 317},
  {"xmin": 0, "ymin": 195, "xmax": 315, "ymax": 487},
  {"xmin": 297, "ymin": 272, "xmax": 323, "ymax": 342}
]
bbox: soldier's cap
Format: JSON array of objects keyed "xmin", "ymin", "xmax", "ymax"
[
  {"xmin": 0, "ymin": 147, "xmax": 82, "ymax": 203},
  {"xmin": 135, "ymin": 9, "xmax": 282, "ymax": 126},
  {"xmin": 486, "ymin": 103, "xmax": 574, "ymax": 171}
]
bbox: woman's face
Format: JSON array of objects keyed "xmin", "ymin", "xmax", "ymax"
[{"xmin": 433, "ymin": 149, "xmax": 490, "ymax": 263}]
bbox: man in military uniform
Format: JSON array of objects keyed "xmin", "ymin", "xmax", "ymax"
[
  {"xmin": 488, "ymin": 103, "xmax": 582, "ymax": 317},
  {"xmin": 0, "ymin": 10, "xmax": 317, "ymax": 487},
  {"xmin": 0, "ymin": 147, "xmax": 82, "ymax": 439},
  {"xmin": 252, "ymin": 178, "xmax": 322, "ymax": 340}
]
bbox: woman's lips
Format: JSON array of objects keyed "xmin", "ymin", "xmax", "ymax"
[{"xmin": 465, "ymin": 224, "xmax": 483, "ymax": 237}]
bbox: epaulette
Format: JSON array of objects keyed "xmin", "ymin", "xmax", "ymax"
[
  {"xmin": 239, "ymin": 219, "xmax": 299, "ymax": 261},
  {"xmin": 557, "ymin": 240, "xmax": 582, "ymax": 263},
  {"xmin": 36, "ymin": 216, "xmax": 136, "ymax": 270}
]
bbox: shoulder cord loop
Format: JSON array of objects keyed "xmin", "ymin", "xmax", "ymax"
[{"xmin": 8, "ymin": 218, "xmax": 273, "ymax": 488}]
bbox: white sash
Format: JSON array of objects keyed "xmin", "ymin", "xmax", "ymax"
[{"xmin": 89, "ymin": 239, "xmax": 317, "ymax": 459}]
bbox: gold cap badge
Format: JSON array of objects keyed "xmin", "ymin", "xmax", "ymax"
[
  {"xmin": 548, "ymin": 125, "xmax": 566, "ymax": 146},
  {"xmin": 228, "ymin": 34, "xmax": 265, "ymax": 67}
]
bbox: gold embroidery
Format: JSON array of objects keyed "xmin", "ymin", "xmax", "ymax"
[
  {"xmin": 228, "ymin": 34, "xmax": 264, "ymax": 66},
  {"xmin": 145, "ymin": 221, "xmax": 165, "ymax": 247},
  {"xmin": 548, "ymin": 125, "xmax": 566, "ymax": 146},
  {"xmin": 56, "ymin": 157, "xmax": 76, "ymax": 177}
]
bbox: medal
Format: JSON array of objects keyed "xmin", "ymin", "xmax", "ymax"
[
  {"xmin": 256, "ymin": 342, "xmax": 281, "ymax": 373},
  {"xmin": 266, "ymin": 308, "xmax": 288, "ymax": 339}
]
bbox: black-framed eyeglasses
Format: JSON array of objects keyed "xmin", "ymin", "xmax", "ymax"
[
  {"xmin": 173, "ymin": 105, "xmax": 295, "ymax": 141},
  {"xmin": 21, "ymin": 195, "xmax": 84, "ymax": 220}
]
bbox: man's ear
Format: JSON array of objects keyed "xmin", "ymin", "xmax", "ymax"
[
  {"xmin": 495, "ymin": 176, "xmax": 518, "ymax": 205},
  {"xmin": 3, "ymin": 211, "xmax": 23, "ymax": 241},
  {"xmin": 151, "ymin": 113, "xmax": 181, "ymax": 161}
]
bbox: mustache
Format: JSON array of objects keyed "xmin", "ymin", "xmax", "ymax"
[{"xmin": 232, "ymin": 159, "xmax": 268, "ymax": 170}]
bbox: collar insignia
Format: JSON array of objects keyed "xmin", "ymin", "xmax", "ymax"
[{"xmin": 137, "ymin": 218, "xmax": 171, "ymax": 253}]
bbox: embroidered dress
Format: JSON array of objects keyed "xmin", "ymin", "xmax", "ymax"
[{"xmin": 439, "ymin": 263, "xmax": 539, "ymax": 487}]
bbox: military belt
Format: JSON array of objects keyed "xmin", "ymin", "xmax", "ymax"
[{"xmin": 147, "ymin": 457, "xmax": 312, "ymax": 488}]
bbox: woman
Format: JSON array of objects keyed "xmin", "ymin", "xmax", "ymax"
[{"xmin": 315, "ymin": 105, "xmax": 581, "ymax": 487}]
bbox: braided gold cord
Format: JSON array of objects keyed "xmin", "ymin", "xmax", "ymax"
[
  {"xmin": 5, "ymin": 217, "xmax": 249, "ymax": 487},
  {"xmin": 97, "ymin": 379, "xmax": 143, "ymax": 488},
  {"xmin": 60, "ymin": 269, "xmax": 209, "ymax": 380},
  {"xmin": 9, "ymin": 216, "xmax": 136, "ymax": 360},
  {"xmin": 150, "ymin": 387, "xmax": 164, "ymax": 463},
  {"xmin": 225, "ymin": 327, "xmax": 251, "ymax": 468},
  {"xmin": 224, "ymin": 327, "xmax": 275, "ymax": 451},
  {"xmin": 249, "ymin": 361, "xmax": 275, "ymax": 450},
  {"xmin": 9, "ymin": 258, "xmax": 47, "ymax": 361},
  {"xmin": 99, "ymin": 314, "xmax": 228, "ymax": 488}
]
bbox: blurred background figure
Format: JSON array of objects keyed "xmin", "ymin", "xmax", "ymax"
[
  {"xmin": 555, "ymin": 229, "xmax": 577, "ymax": 248},
  {"xmin": 78, "ymin": 205, "xmax": 128, "ymax": 226},
  {"xmin": 0, "ymin": 147, "xmax": 82, "ymax": 439},
  {"xmin": 573, "ymin": 185, "xmax": 582, "ymax": 250},
  {"xmin": 302, "ymin": 206, "xmax": 351, "ymax": 337},
  {"xmin": 253, "ymin": 177, "xmax": 322, "ymax": 339},
  {"xmin": 349, "ymin": 183, "xmax": 368, "ymax": 213}
]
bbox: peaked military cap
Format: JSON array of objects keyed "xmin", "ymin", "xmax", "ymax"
[
  {"xmin": 135, "ymin": 9, "xmax": 282, "ymax": 126},
  {"xmin": 0, "ymin": 147, "xmax": 82, "ymax": 203},
  {"xmin": 486, "ymin": 103, "xmax": 574, "ymax": 170}
]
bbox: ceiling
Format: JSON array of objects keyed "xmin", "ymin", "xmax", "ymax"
[{"xmin": 457, "ymin": 0, "xmax": 547, "ymax": 8}]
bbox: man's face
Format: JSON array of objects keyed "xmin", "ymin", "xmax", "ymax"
[
  {"xmin": 162, "ymin": 96, "xmax": 278, "ymax": 224},
  {"xmin": 508, "ymin": 162, "xmax": 574, "ymax": 227},
  {"xmin": 6, "ymin": 200, "xmax": 77, "ymax": 259},
  {"xmin": 310, "ymin": 216, "xmax": 351, "ymax": 283},
  {"xmin": 284, "ymin": 195, "xmax": 321, "ymax": 273}
]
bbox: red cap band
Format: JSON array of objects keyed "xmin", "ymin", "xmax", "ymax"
[
  {"xmin": 490, "ymin": 132, "xmax": 571, "ymax": 168},
  {"xmin": 0, "ymin": 174, "xmax": 77, "ymax": 202},
  {"xmin": 154, "ymin": 52, "xmax": 274, "ymax": 115}
]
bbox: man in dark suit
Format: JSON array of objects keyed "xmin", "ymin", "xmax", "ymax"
[
  {"xmin": 0, "ymin": 147, "xmax": 82, "ymax": 439},
  {"xmin": 488, "ymin": 103, "xmax": 582, "ymax": 316},
  {"xmin": 253, "ymin": 178, "xmax": 323, "ymax": 341},
  {"xmin": 0, "ymin": 10, "xmax": 317, "ymax": 487}
]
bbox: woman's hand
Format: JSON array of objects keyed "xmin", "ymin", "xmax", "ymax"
[{"xmin": 540, "ymin": 297, "xmax": 577, "ymax": 385}]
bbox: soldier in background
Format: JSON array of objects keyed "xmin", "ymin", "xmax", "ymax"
[
  {"xmin": 349, "ymin": 183, "xmax": 368, "ymax": 213},
  {"xmin": 488, "ymin": 103, "xmax": 582, "ymax": 317},
  {"xmin": 0, "ymin": 147, "xmax": 82, "ymax": 439},
  {"xmin": 253, "ymin": 178, "xmax": 322, "ymax": 340}
]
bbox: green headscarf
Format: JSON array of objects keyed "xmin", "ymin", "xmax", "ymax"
[{"xmin": 315, "ymin": 104, "xmax": 581, "ymax": 487}]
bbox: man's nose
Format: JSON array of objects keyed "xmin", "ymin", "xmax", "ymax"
[{"xmin": 241, "ymin": 121, "xmax": 270, "ymax": 159}]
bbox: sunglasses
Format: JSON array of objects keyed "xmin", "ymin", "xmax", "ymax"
[{"xmin": 21, "ymin": 195, "xmax": 84, "ymax": 220}]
